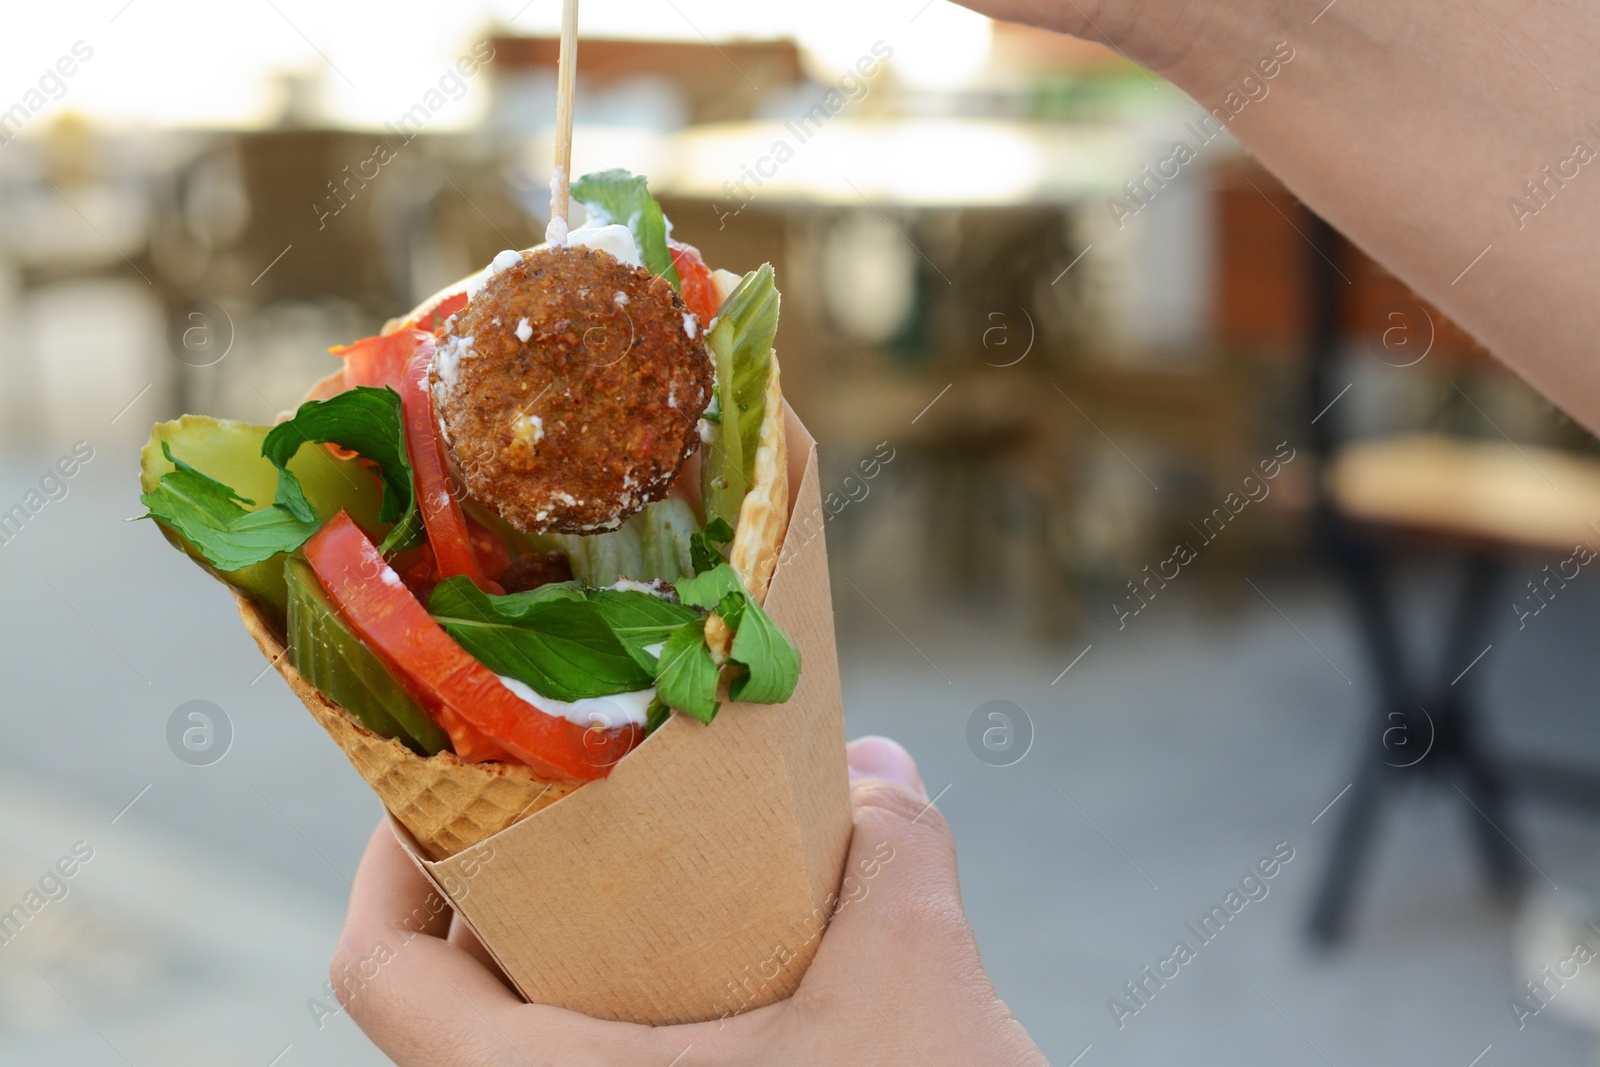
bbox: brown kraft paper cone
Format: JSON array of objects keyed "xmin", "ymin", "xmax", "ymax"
[{"xmin": 388, "ymin": 404, "xmax": 854, "ymax": 1025}]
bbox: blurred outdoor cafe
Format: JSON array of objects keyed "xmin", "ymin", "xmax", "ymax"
[
  {"xmin": 9, "ymin": 3, "xmax": 1600, "ymax": 1062},
  {"xmin": 5, "ymin": 8, "xmax": 1588, "ymax": 630}
]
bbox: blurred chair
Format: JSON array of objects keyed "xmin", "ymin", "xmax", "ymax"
[{"xmin": 1295, "ymin": 212, "xmax": 1600, "ymax": 944}]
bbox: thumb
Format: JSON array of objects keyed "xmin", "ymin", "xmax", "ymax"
[
  {"xmin": 787, "ymin": 738, "xmax": 1041, "ymax": 1066},
  {"xmin": 822, "ymin": 737, "xmax": 969, "ymax": 962}
]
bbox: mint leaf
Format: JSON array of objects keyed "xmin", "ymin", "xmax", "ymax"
[
  {"xmin": 570, "ymin": 169, "xmax": 680, "ymax": 288},
  {"xmin": 584, "ymin": 588, "xmax": 699, "ymax": 672},
  {"xmin": 261, "ymin": 387, "xmax": 421, "ymax": 553},
  {"xmin": 141, "ymin": 389, "xmax": 419, "ymax": 572},
  {"xmin": 700, "ymin": 265, "xmax": 778, "ymax": 530},
  {"xmin": 138, "ymin": 442, "xmax": 322, "ymax": 571},
  {"xmin": 654, "ymin": 620, "xmax": 719, "ymax": 722},
  {"xmin": 674, "ymin": 563, "xmax": 743, "ymax": 610},
  {"xmin": 673, "ymin": 563, "xmax": 800, "ymax": 706},
  {"xmin": 429, "ymin": 577, "xmax": 653, "ymax": 701},
  {"xmin": 689, "ymin": 515, "xmax": 734, "ymax": 575},
  {"xmin": 729, "ymin": 593, "xmax": 801, "ymax": 703}
]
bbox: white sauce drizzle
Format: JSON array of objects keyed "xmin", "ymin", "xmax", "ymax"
[{"xmin": 497, "ymin": 674, "xmax": 653, "ymax": 729}]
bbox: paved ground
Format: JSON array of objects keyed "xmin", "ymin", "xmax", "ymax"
[{"xmin": 6, "ymin": 442, "xmax": 1600, "ymax": 1065}]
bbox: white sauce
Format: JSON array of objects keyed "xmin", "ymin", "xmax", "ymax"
[
  {"xmin": 515, "ymin": 317, "xmax": 532, "ymax": 343},
  {"xmin": 465, "ymin": 249, "xmax": 524, "ymax": 300},
  {"xmin": 567, "ymin": 223, "xmax": 643, "ymax": 268},
  {"xmin": 433, "ymin": 333, "xmax": 475, "ymax": 397},
  {"xmin": 497, "ymin": 674, "xmax": 653, "ymax": 728},
  {"xmin": 682, "ymin": 312, "xmax": 698, "ymax": 339},
  {"xmin": 607, "ymin": 578, "xmax": 669, "ymax": 596},
  {"xmin": 462, "ymin": 267, "xmax": 492, "ymax": 301}
]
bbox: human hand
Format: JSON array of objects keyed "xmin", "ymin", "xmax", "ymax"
[{"xmin": 331, "ymin": 735, "xmax": 1047, "ymax": 1066}]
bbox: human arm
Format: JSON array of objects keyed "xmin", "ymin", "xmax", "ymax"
[{"xmin": 966, "ymin": 0, "xmax": 1600, "ymax": 432}]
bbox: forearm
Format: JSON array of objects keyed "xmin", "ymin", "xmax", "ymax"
[{"xmin": 985, "ymin": 1, "xmax": 1600, "ymax": 431}]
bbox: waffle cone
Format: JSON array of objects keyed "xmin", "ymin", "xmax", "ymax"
[
  {"xmin": 236, "ymin": 589, "xmax": 575, "ymax": 861},
  {"xmin": 707, "ymin": 354, "xmax": 787, "ymax": 660}
]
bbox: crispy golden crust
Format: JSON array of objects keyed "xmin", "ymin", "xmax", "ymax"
[{"xmin": 433, "ymin": 246, "xmax": 712, "ymax": 534}]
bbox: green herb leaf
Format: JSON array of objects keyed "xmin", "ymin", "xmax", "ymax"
[
  {"xmin": 429, "ymin": 577, "xmax": 655, "ymax": 701},
  {"xmin": 261, "ymin": 387, "xmax": 422, "ymax": 553},
  {"xmin": 689, "ymin": 515, "xmax": 734, "ymax": 575},
  {"xmin": 674, "ymin": 563, "xmax": 743, "ymax": 610},
  {"xmin": 138, "ymin": 442, "xmax": 323, "ymax": 572},
  {"xmin": 570, "ymin": 169, "xmax": 680, "ymax": 289},
  {"xmin": 584, "ymin": 588, "xmax": 700, "ymax": 672},
  {"xmin": 728, "ymin": 593, "xmax": 801, "ymax": 704},
  {"xmin": 700, "ymin": 265, "xmax": 779, "ymax": 531},
  {"xmin": 654, "ymin": 620, "xmax": 719, "ymax": 722},
  {"xmin": 645, "ymin": 695, "xmax": 673, "ymax": 735},
  {"xmin": 673, "ymin": 563, "xmax": 801, "ymax": 705},
  {"xmin": 139, "ymin": 416, "xmax": 389, "ymax": 616}
]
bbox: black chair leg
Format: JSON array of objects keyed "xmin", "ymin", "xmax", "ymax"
[
  {"xmin": 1438, "ymin": 555, "xmax": 1525, "ymax": 901},
  {"xmin": 1454, "ymin": 754, "xmax": 1526, "ymax": 902},
  {"xmin": 1307, "ymin": 540, "xmax": 1414, "ymax": 946},
  {"xmin": 1308, "ymin": 745, "xmax": 1389, "ymax": 945}
]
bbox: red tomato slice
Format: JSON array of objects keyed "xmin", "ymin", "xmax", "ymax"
[
  {"xmin": 330, "ymin": 330, "xmax": 420, "ymax": 392},
  {"xmin": 413, "ymin": 291, "xmax": 469, "ymax": 334},
  {"xmin": 668, "ymin": 239, "xmax": 720, "ymax": 325},
  {"xmin": 328, "ymin": 290, "xmax": 466, "ymax": 393},
  {"xmin": 303, "ymin": 512, "xmax": 642, "ymax": 779},
  {"xmin": 399, "ymin": 337, "xmax": 504, "ymax": 595}
]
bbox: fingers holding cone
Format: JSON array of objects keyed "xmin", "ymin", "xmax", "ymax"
[
  {"xmin": 778, "ymin": 738, "xmax": 1039, "ymax": 1063},
  {"xmin": 334, "ymin": 819, "xmax": 682, "ymax": 1066}
]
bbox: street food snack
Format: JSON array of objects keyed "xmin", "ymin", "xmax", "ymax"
[{"xmin": 138, "ymin": 170, "xmax": 799, "ymax": 859}]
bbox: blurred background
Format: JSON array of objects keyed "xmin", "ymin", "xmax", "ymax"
[{"xmin": 7, "ymin": 1, "xmax": 1600, "ymax": 1064}]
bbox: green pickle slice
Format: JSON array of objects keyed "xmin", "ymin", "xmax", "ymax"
[{"xmin": 284, "ymin": 557, "xmax": 450, "ymax": 756}]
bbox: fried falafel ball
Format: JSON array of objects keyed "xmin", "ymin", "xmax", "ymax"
[{"xmin": 431, "ymin": 245, "xmax": 713, "ymax": 534}]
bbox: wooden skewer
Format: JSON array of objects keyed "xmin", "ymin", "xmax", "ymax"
[{"xmin": 546, "ymin": 0, "xmax": 580, "ymax": 245}]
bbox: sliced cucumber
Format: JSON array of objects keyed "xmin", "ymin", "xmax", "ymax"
[
  {"xmin": 284, "ymin": 556, "xmax": 450, "ymax": 756},
  {"xmin": 141, "ymin": 416, "xmax": 385, "ymax": 616}
]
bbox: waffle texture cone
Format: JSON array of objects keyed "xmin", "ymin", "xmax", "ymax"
[{"xmin": 236, "ymin": 593, "xmax": 574, "ymax": 860}]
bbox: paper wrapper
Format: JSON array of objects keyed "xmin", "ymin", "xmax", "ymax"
[{"xmin": 386, "ymin": 406, "xmax": 852, "ymax": 1025}]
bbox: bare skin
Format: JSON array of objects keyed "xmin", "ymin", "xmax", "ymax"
[
  {"xmin": 973, "ymin": 0, "xmax": 1600, "ymax": 432},
  {"xmin": 333, "ymin": 737, "xmax": 1047, "ymax": 1066}
]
